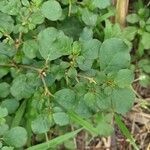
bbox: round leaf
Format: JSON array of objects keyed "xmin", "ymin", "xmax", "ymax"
[
  {"xmin": 3, "ymin": 127, "xmax": 27, "ymax": 148},
  {"xmin": 38, "ymin": 27, "xmax": 72, "ymax": 60},
  {"xmin": 99, "ymin": 38, "xmax": 130, "ymax": 73},
  {"xmin": 41, "ymin": 0, "xmax": 62, "ymax": 21},
  {"xmin": 126, "ymin": 14, "xmax": 139, "ymax": 24},
  {"xmin": 114, "ymin": 69, "xmax": 134, "ymax": 88},
  {"xmin": 0, "ymin": 107, "xmax": 8, "ymax": 118},
  {"xmin": 53, "ymin": 112, "xmax": 69, "ymax": 126},
  {"xmin": 0, "ymin": 12, "xmax": 14, "ymax": 33},
  {"xmin": 0, "ymin": 124, "xmax": 9, "ymax": 136},
  {"xmin": 82, "ymin": 39, "xmax": 101, "ymax": 59},
  {"xmin": 0, "ymin": 82, "xmax": 10, "ymax": 98},
  {"xmin": 10, "ymin": 75, "xmax": 34, "ymax": 100},
  {"xmin": 84, "ymin": 92, "xmax": 96, "ymax": 108},
  {"xmin": 54, "ymin": 89, "xmax": 76, "ymax": 110},
  {"xmin": 92, "ymin": 0, "xmax": 111, "ymax": 9},
  {"xmin": 1, "ymin": 99, "xmax": 19, "ymax": 114},
  {"xmin": 31, "ymin": 115, "xmax": 52, "ymax": 134},
  {"xmin": 23, "ymin": 40, "xmax": 38, "ymax": 59},
  {"xmin": 112, "ymin": 88, "xmax": 135, "ymax": 114},
  {"xmin": 82, "ymin": 8, "xmax": 97, "ymax": 26}
]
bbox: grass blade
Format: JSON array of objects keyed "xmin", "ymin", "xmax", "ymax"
[
  {"xmin": 11, "ymin": 100, "xmax": 27, "ymax": 127},
  {"xmin": 115, "ymin": 114, "xmax": 139, "ymax": 150},
  {"xmin": 68, "ymin": 111, "xmax": 99, "ymax": 135},
  {"xmin": 27, "ymin": 128, "xmax": 82, "ymax": 150}
]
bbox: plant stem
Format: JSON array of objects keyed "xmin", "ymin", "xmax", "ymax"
[
  {"xmin": 0, "ymin": 63, "xmax": 54, "ymax": 97},
  {"xmin": 77, "ymin": 74, "xmax": 97, "ymax": 84},
  {"xmin": 40, "ymin": 73, "xmax": 54, "ymax": 97},
  {"xmin": 68, "ymin": 0, "xmax": 72, "ymax": 16},
  {"xmin": 45, "ymin": 132, "xmax": 49, "ymax": 142},
  {"xmin": 0, "ymin": 63, "xmax": 41, "ymax": 72},
  {"xmin": 115, "ymin": 0, "xmax": 129, "ymax": 28}
]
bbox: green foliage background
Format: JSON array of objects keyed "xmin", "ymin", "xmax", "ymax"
[{"xmin": 0, "ymin": 0, "xmax": 149, "ymax": 149}]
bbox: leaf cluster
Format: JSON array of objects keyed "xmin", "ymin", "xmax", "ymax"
[{"xmin": 0, "ymin": 0, "xmax": 137, "ymax": 149}]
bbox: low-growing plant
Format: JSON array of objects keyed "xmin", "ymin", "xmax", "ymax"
[
  {"xmin": 126, "ymin": 0, "xmax": 150, "ymax": 56},
  {"xmin": 0, "ymin": 0, "xmax": 140, "ymax": 149}
]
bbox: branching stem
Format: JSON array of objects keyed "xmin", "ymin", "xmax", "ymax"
[
  {"xmin": 77, "ymin": 74, "xmax": 97, "ymax": 84},
  {"xmin": 0, "ymin": 63, "xmax": 54, "ymax": 97}
]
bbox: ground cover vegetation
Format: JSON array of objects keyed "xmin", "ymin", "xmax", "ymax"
[{"xmin": 0, "ymin": 0, "xmax": 149, "ymax": 149}]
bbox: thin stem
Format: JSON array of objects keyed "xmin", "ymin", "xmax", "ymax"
[
  {"xmin": 45, "ymin": 132, "xmax": 49, "ymax": 142},
  {"xmin": 0, "ymin": 63, "xmax": 54, "ymax": 98},
  {"xmin": 77, "ymin": 74, "xmax": 97, "ymax": 84},
  {"xmin": 18, "ymin": 32, "xmax": 23, "ymax": 44},
  {"xmin": 0, "ymin": 64, "xmax": 15, "ymax": 68},
  {"xmin": 68, "ymin": 0, "xmax": 72, "ymax": 16},
  {"xmin": 40, "ymin": 73, "xmax": 54, "ymax": 97},
  {"xmin": 15, "ymin": 32, "xmax": 23, "ymax": 49},
  {"xmin": 130, "ymin": 86, "xmax": 142, "ymax": 99},
  {"xmin": 0, "ymin": 63, "xmax": 41, "ymax": 72},
  {"xmin": 147, "ymin": 1, "xmax": 150, "ymax": 6},
  {"xmin": 71, "ymin": 125, "xmax": 77, "ymax": 149},
  {"xmin": 19, "ymin": 64, "xmax": 41, "ymax": 72}
]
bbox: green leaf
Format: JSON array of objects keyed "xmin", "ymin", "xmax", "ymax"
[
  {"xmin": 0, "ymin": 52, "xmax": 11, "ymax": 79},
  {"xmin": 38, "ymin": 27, "xmax": 73, "ymax": 60},
  {"xmin": 68, "ymin": 111, "xmax": 99, "ymax": 135},
  {"xmin": 0, "ymin": 124, "xmax": 9, "ymax": 136},
  {"xmin": 10, "ymin": 75, "xmax": 34, "ymax": 100},
  {"xmin": 0, "ymin": 42, "xmax": 16, "ymax": 57},
  {"xmin": 53, "ymin": 112, "xmax": 69, "ymax": 126},
  {"xmin": 0, "ymin": 106, "xmax": 8, "ymax": 118},
  {"xmin": 0, "ymin": 142, "xmax": 2, "ymax": 149},
  {"xmin": 0, "ymin": 82, "xmax": 10, "ymax": 98},
  {"xmin": 31, "ymin": 114, "xmax": 52, "ymax": 134},
  {"xmin": 75, "ymin": 98, "xmax": 92, "ymax": 118},
  {"xmin": 30, "ymin": 11, "xmax": 44, "ymax": 25},
  {"xmin": 54, "ymin": 89, "xmax": 76, "ymax": 110},
  {"xmin": 1, "ymin": 99, "xmax": 19, "ymax": 114},
  {"xmin": 114, "ymin": 69, "xmax": 134, "ymax": 88},
  {"xmin": 58, "ymin": 17, "xmax": 83, "ymax": 40},
  {"xmin": 21, "ymin": 0, "xmax": 30, "ymax": 7},
  {"xmin": 27, "ymin": 129, "xmax": 82, "ymax": 150},
  {"xmin": 82, "ymin": 8, "xmax": 97, "ymax": 26},
  {"xmin": 139, "ymin": 73, "xmax": 150, "ymax": 87},
  {"xmin": 122, "ymin": 26, "xmax": 137, "ymax": 41},
  {"xmin": 138, "ymin": 59, "xmax": 150, "ymax": 73},
  {"xmin": 23, "ymin": 40, "xmax": 39, "ymax": 59},
  {"xmin": 115, "ymin": 114, "xmax": 139, "ymax": 150},
  {"xmin": 104, "ymin": 86, "xmax": 113, "ymax": 95},
  {"xmin": 146, "ymin": 25, "xmax": 150, "ymax": 32},
  {"xmin": 82, "ymin": 39, "xmax": 101, "ymax": 59},
  {"xmin": 0, "ymin": 12, "xmax": 14, "ymax": 34},
  {"xmin": 96, "ymin": 93, "xmax": 112, "ymax": 111},
  {"xmin": 41, "ymin": 0, "xmax": 62, "ymax": 21},
  {"xmin": 104, "ymin": 20, "xmax": 121, "ymax": 39},
  {"xmin": 83, "ymin": 92, "xmax": 96, "ymax": 108},
  {"xmin": 3, "ymin": 127, "xmax": 28, "ymax": 148},
  {"xmin": 0, "ymin": 0, "xmax": 21, "ymax": 15},
  {"xmin": 1, "ymin": 147, "xmax": 14, "ymax": 150},
  {"xmin": 99, "ymin": 38, "xmax": 130, "ymax": 73},
  {"xmin": 79, "ymin": 27, "xmax": 93, "ymax": 41},
  {"xmin": 126, "ymin": 14, "xmax": 140, "ymax": 24},
  {"xmin": 95, "ymin": 113, "xmax": 113, "ymax": 136},
  {"xmin": 92, "ymin": 0, "xmax": 111, "ymax": 9},
  {"xmin": 67, "ymin": 67, "xmax": 77, "ymax": 78},
  {"xmin": 112, "ymin": 88, "xmax": 135, "ymax": 114},
  {"xmin": 141, "ymin": 32, "xmax": 150, "ymax": 49},
  {"xmin": 76, "ymin": 56, "xmax": 93, "ymax": 71}
]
